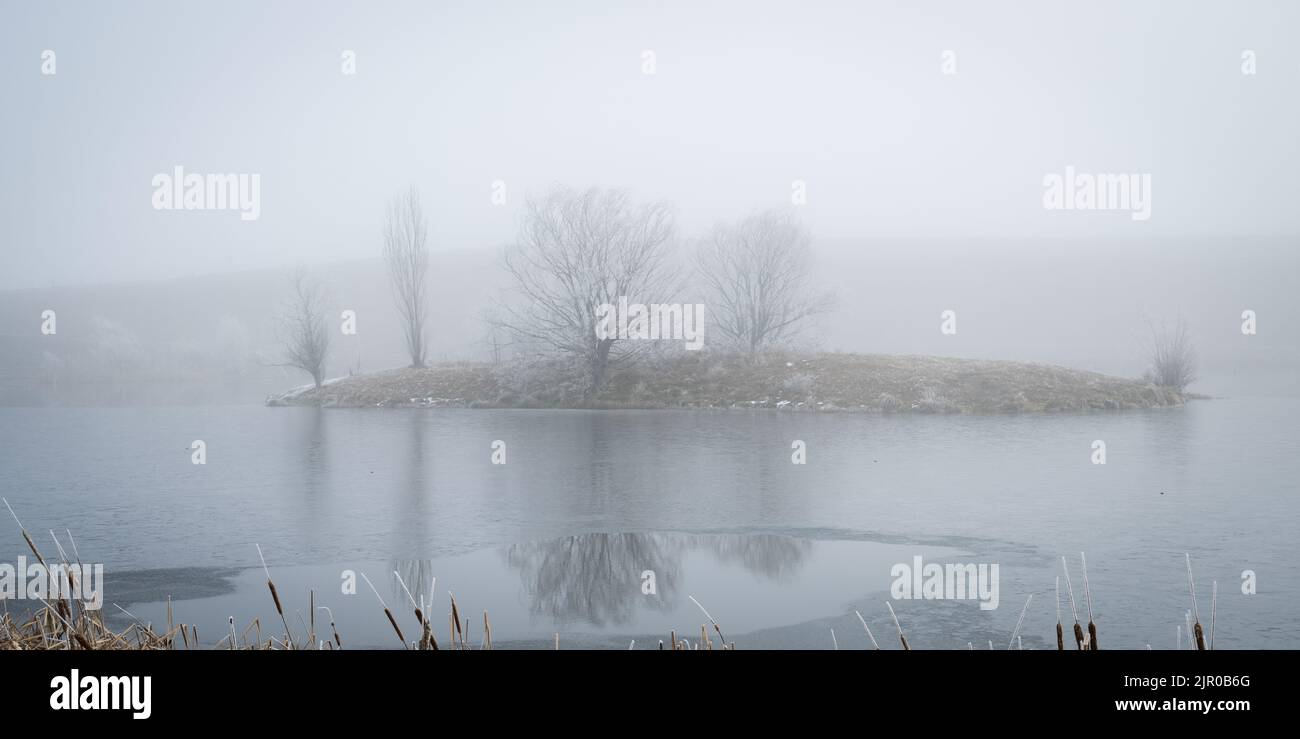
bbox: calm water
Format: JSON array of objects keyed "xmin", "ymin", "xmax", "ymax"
[{"xmin": 1, "ymin": 399, "xmax": 1296, "ymax": 648}]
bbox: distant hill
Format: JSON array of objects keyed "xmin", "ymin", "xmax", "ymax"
[
  {"xmin": 3, "ymin": 237, "xmax": 1299, "ymax": 405},
  {"xmin": 0, "ymin": 250, "xmax": 503, "ymax": 405}
]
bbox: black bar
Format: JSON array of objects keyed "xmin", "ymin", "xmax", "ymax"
[{"xmin": 1, "ymin": 649, "xmax": 1282, "ymax": 725}]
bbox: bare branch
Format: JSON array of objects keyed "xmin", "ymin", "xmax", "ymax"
[
  {"xmin": 1144, "ymin": 316, "xmax": 1197, "ymax": 392},
  {"xmin": 275, "ymin": 266, "xmax": 330, "ymax": 388},
  {"xmin": 695, "ymin": 209, "xmax": 832, "ymax": 353},
  {"xmin": 384, "ymin": 187, "xmax": 431, "ymax": 368},
  {"xmin": 493, "ymin": 186, "xmax": 680, "ymax": 395}
]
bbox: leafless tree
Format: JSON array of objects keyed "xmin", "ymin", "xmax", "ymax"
[
  {"xmin": 1144, "ymin": 317, "xmax": 1197, "ymax": 392},
  {"xmin": 383, "ymin": 187, "xmax": 430, "ymax": 368},
  {"xmin": 276, "ymin": 267, "xmax": 330, "ymax": 388},
  {"xmin": 479, "ymin": 306, "xmax": 506, "ymax": 364},
  {"xmin": 696, "ymin": 209, "xmax": 833, "ymax": 353},
  {"xmin": 495, "ymin": 186, "xmax": 679, "ymax": 395}
]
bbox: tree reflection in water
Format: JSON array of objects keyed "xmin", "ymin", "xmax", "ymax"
[
  {"xmin": 390, "ymin": 558, "xmax": 437, "ymax": 611},
  {"xmin": 693, "ymin": 533, "xmax": 811, "ymax": 581},
  {"xmin": 388, "ymin": 533, "xmax": 813, "ymax": 629},
  {"xmin": 504, "ymin": 532, "xmax": 813, "ymax": 626}
]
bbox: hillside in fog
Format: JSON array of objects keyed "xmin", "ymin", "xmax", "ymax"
[{"xmin": 2, "ymin": 236, "xmax": 1296, "ymax": 406}]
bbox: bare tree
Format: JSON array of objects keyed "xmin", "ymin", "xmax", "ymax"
[
  {"xmin": 495, "ymin": 186, "xmax": 678, "ymax": 395},
  {"xmin": 696, "ymin": 209, "xmax": 833, "ymax": 353},
  {"xmin": 276, "ymin": 267, "xmax": 330, "ymax": 388},
  {"xmin": 1144, "ymin": 317, "xmax": 1197, "ymax": 392},
  {"xmin": 479, "ymin": 306, "xmax": 506, "ymax": 365},
  {"xmin": 383, "ymin": 187, "xmax": 430, "ymax": 368}
]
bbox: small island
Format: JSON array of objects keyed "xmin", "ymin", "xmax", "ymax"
[
  {"xmin": 268, "ymin": 189, "xmax": 1200, "ymax": 415},
  {"xmin": 267, "ymin": 351, "xmax": 1190, "ymax": 414}
]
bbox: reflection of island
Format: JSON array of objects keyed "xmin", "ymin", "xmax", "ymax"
[{"xmin": 502, "ymin": 532, "xmax": 812, "ymax": 627}]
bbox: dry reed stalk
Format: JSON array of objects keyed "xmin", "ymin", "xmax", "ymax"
[
  {"xmin": 1055, "ymin": 577, "xmax": 1064, "ymax": 651},
  {"xmin": 1007, "ymin": 594, "xmax": 1032, "ymax": 650},
  {"xmin": 4, "ymin": 499, "xmax": 47, "ymax": 569},
  {"xmin": 419, "ymin": 613, "xmax": 433, "ymax": 650},
  {"xmin": 393, "ymin": 571, "xmax": 423, "ymax": 631},
  {"xmin": 422, "ymin": 598, "xmax": 438, "ymax": 650},
  {"xmin": 256, "ymin": 544, "xmax": 294, "ymax": 647},
  {"xmin": 383, "ymin": 607, "xmax": 406, "ymax": 647},
  {"xmin": 483, "ymin": 610, "xmax": 492, "ymax": 650},
  {"xmin": 449, "ymin": 592, "xmax": 464, "ymax": 648},
  {"xmin": 359, "ymin": 572, "xmax": 406, "ymax": 647},
  {"xmin": 687, "ymin": 595, "xmax": 726, "ymax": 646},
  {"xmin": 1185, "ymin": 553, "xmax": 1206, "ymax": 650},
  {"xmin": 48, "ymin": 531, "xmax": 80, "ymax": 623},
  {"xmin": 1061, "ymin": 556, "xmax": 1084, "ymax": 649},
  {"xmin": 1209, "ymin": 581, "xmax": 1217, "ymax": 650},
  {"xmin": 66, "ymin": 529, "xmax": 82, "ymax": 565},
  {"xmin": 885, "ymin": 602, "xmax": 910, "ymax": 650},
  {"xmin": 854, "ymin": 610, "xmax": 880, "ymax": 649},
  {"xmin": 1080, "ymin": 552, "xmax": 1098, "ymax": 650},
  {"xmin": 325, "ymin": 608, "xmax": 341, "ymax": 648},
  {"xmin": 35, "ymin": 596, "xmax": 93, "ymax": 650}
]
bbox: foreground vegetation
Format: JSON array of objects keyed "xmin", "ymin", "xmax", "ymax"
[
  {"xmin": 268, "ymin": 351, "xmax": 1189, "ymax": 414},
  {"xmin": 2, "ymin": 497, "xmax": 1220, "ymax": 651},
  {"xmin": 3, "ymin": 544, "xmax": 1216, "ymax": 651}
]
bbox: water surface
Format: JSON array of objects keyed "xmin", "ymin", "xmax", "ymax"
[{"xmin": 1, "ymin": 398, "xmax": 1295, "ymax": 648}]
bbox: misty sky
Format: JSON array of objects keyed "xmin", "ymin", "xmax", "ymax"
[{"xmin": 1, "ymin": 0, "xmax": 1297, "ymax": 289}]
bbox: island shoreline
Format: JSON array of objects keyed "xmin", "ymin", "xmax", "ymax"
[{"xmin": 267, "ymin": 352, "xmax": 1193, "ymax": 415}]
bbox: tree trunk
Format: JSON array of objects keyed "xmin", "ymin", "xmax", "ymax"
[{"xmin": 588, "ymin": 339, "xmax": 614, "ymax": 398}]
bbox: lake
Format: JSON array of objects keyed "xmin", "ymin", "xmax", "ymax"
[{"xmin": 1, "ymin": 398, "xmax": 1296, "ymax": 649}]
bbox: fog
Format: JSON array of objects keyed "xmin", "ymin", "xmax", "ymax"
[
  {"xmin": 4, "ymin": 2, "xmax": 1300, "ymax": 661},
  {"xmin": 1, "ymin": 0, "xmax": 1297, "ymax": 401}
]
